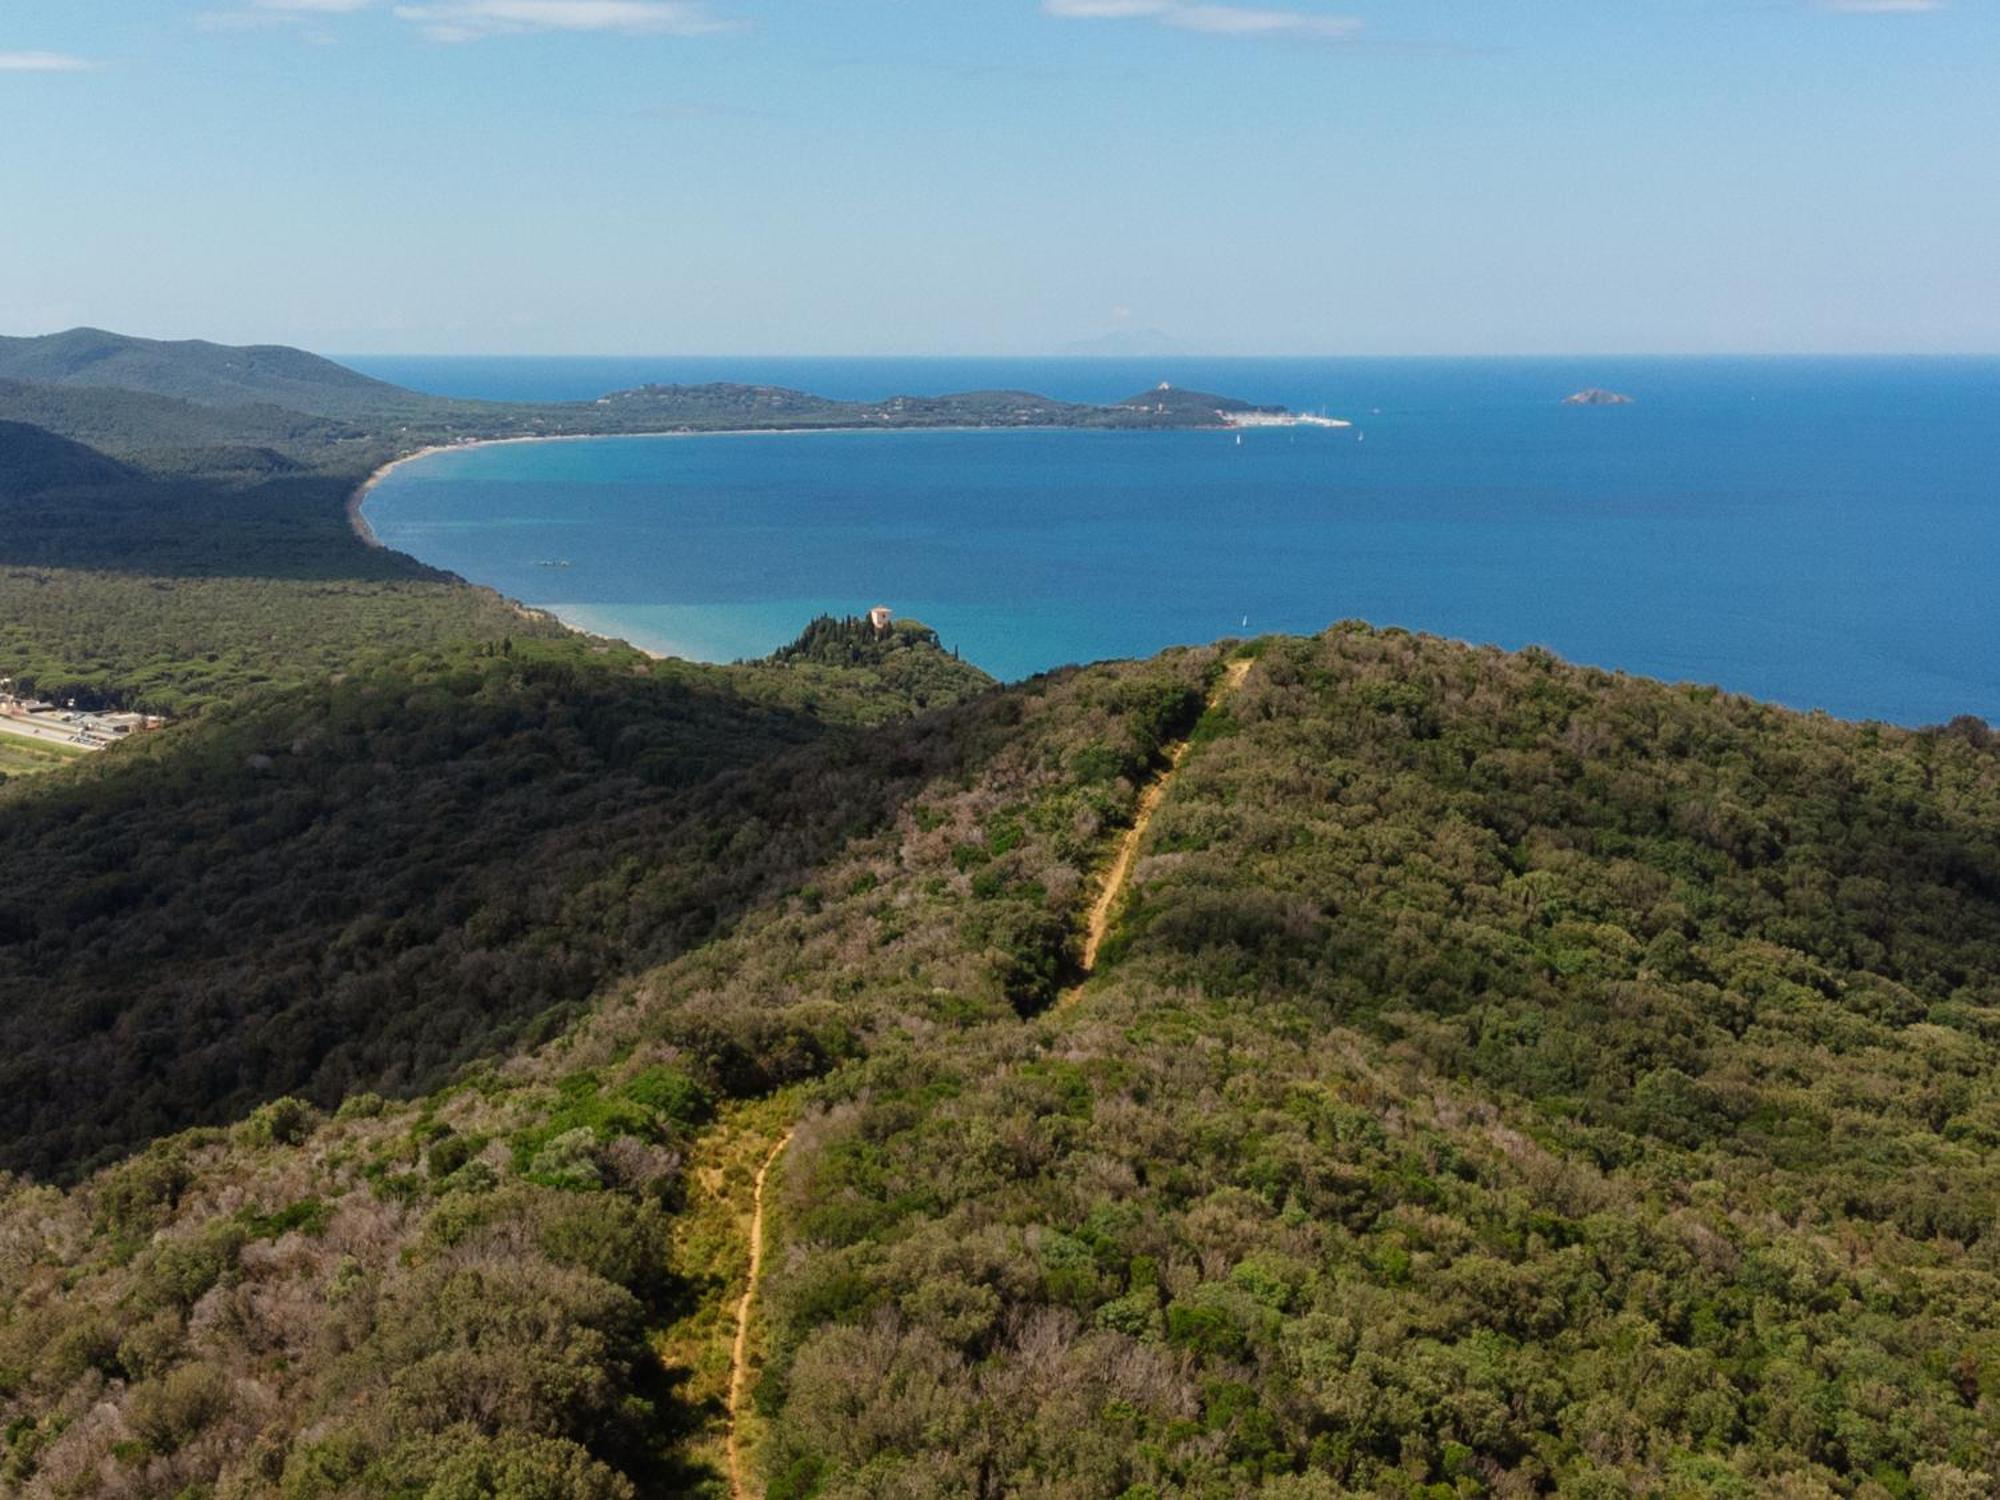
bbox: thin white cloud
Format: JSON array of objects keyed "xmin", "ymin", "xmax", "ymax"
[
  {"xmin": 0, "ymin": 50, "xmax": 95, "ymax": 71},
  {"xmin": 198, "ymin": 0, "xmax": 372, "ymax": 32},
  {"xmin": 1047, "ymin": 0, "xmax": 1171, "ymax": 15},
  {"xmin": 1044, "ymin": 0, "xmax": 1361, "ymax": 39},
  {"xmin": 1170, "ymin": 5, "xmax": 1361, "ymax": 36},
  {"xmin": 391, "ymin": 0, "xmax": 734, "ymax": 41}
]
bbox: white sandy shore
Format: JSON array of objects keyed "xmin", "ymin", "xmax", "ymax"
[{"xmin": 532, "ymin": 602, "xmax": 715, "ymax": 664}]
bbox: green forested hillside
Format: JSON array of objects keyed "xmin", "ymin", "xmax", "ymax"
[
  {"xmin": 2, "ymin": 626, "xmax": 1995, "ymax": 1498},
  {"xmin": 0, "ymin": 421, "xmax": 135, "ymax": 497},
  {"xmin": 764, "ymin": 614, "xmax": 993, "ymax": 720},
  {"xmin": 0, "ymin": 640, "xmax": 1199, "ymax": 1496},
  {"xmin": 0, "ymin": 329, "xmax": 422, "ymax": 417},
  {"xmin": 0, "ymin": 629, "xmax": 993, "ymax": 1178},
  {"xmin": 750, "ymin": 627, "xmax": 2000, "ymax": 1498},
  {"xmin": 0, "ymin": 366, "xmax": 463, "ymax": 712},
  {"xmin": 0, "ymin": 378, "xmax": 367, "ymax": 457},
  {"xmin": 0, "ymin": 568, "xmax": 553, "ymax": 714},
  {"xmin": 0, "ymin": 348, "xmax": 513, "ymax": 714}
]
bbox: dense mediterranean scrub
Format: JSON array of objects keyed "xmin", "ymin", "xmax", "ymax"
[
  {"xmin": 0, "ymin": 628, "xmax": 994, "ymax": 1178},
  {"xmin": 0, "ymin": 567, "xmax": 554, "ymax": 714},
  {"xmin": 4, "ymin": 626, "xmax": 1994, "ymax": 1498},
  {"xmin": 744, "ymin": 627, "xmax": 2000, "ymax": 1498},
  {"xmin": 764, "ymin": 614, "xmax": 992, "ymax": 722},
  {"xmin": 0, "ymin": 642, "xmax": 1213, "ymax": 1495}
]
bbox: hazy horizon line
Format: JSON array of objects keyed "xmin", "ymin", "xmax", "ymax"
[{"xmin": 329, "ymin": 348, "xmax": 2000, "ymax": 361}]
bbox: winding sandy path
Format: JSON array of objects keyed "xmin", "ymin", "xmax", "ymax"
[
  {"xmin": 727, "ymin": 1129, "xmax": 793, "ymax": 1499},
  {"xmin": 715, "ymin": 660, "xmax": 1251, "ymax": 1485},
  {"xmin": 1066, "ymin": 656, "xmax": 1253, "ymax": 998}
]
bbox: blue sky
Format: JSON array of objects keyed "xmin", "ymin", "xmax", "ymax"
[{"xmin": 2, "ymin": 1, "xmax": 1994, "ymax": 354}]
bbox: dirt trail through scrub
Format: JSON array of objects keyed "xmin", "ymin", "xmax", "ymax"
[
  {"xmin": 727, "ymin": 1129, "xmax": 792, "ymax": 1499},
  {"xmin": 721, "ymin": 659, "xmax": 1251, "ymax": 1485},
  {"xmin": 1065, "ymin": 656, "xmax": 1253, "ymax": 999}
]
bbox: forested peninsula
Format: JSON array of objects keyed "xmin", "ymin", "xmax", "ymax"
[{"xmin": 1, "ymin": 330, "xmax": 1996, "ymax": 1500}]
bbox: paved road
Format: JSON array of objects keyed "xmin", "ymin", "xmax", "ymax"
[{"xmin": 0, "ymin": 715, "xmax": 99, "ymax": 752}]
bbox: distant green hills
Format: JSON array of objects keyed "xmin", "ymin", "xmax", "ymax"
[
  {"xmin": 0, "ymin": 377, "xmax": 362, "ymax": 459},
  {"xmin": 1058, "ymin": 326, "xmax": 1194, "ymax": 357},
  {"xmin": 0, "ymin": 328, "xmax": 1285, "ymax": 450},
  {"xmin": 0, "ymin": 326, "xmax": 421, "ymax": 417}
]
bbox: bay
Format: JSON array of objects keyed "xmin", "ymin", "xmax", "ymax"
[{"xmin": 353, "ymin": 356, "xmax": 2000, "ymax": 725}]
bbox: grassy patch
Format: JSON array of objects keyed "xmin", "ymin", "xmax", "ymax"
[{"xmin": 0, "ymin": 732, "xmax": 87, "ymax": 782}]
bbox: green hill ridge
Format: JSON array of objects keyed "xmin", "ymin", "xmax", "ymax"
[
  {"xmin": 2, "ymin": 625, "xmax": 1997, "ymax": 1497},
  {"xmin": 0, "ymin": 327, "xmax": 420, "ymax": 417}
]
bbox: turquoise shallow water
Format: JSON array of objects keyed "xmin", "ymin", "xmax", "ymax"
[{"xmin": 354, "ymin": 357, "xmax": 2000, "ymax": 725}]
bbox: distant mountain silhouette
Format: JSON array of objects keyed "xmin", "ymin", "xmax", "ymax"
[{"xmin": 1057, "ymin": 327, "xmax": 1194, "ymax": 357}]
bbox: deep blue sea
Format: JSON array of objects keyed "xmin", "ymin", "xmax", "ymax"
[{"xmin": 348, "ymin": 356, "xmax": 2000, "ymax": 725}]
